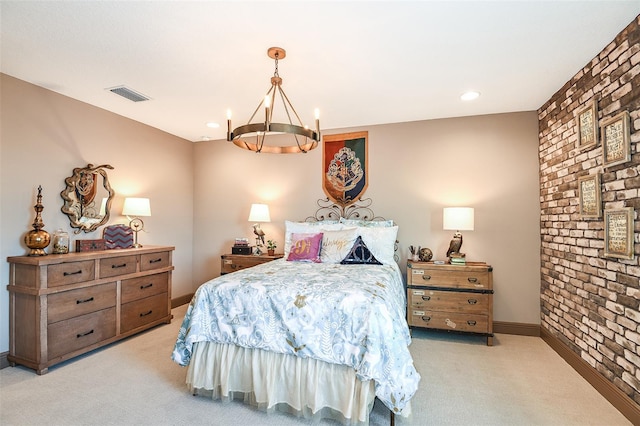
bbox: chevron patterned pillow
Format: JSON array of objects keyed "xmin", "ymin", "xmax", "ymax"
[{"xmin": 103, "ymin": 224, "xmax": 134, "ymax": 249}]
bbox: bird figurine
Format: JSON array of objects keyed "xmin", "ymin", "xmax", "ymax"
[
  {"xmin": 446, "ymin": 231, "xmax": 463, "ymax": 258},
  {"xmin": 252, "ymin": 224, "xmax": 265, "ymax": 246}
]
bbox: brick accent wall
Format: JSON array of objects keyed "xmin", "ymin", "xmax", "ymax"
[{"xmin": 538, "ymin": 16, "xmax": 640, "ymax": 405}]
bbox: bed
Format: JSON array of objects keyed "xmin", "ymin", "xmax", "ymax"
[{"xmin": 172, "ymin": 211, "xmax": 421, "ymax": 425}]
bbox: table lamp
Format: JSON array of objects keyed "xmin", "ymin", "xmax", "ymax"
[
  {"xmin": 122, "ymin": 197, "xmax": 151, "ymax": 248},
  {"xmin": 443, "ymin": 207, "xmax": 474, "ymax": 261},
  {"xmin": 248, "ymin": 203, "xmax": 270, "ymax": 255}
]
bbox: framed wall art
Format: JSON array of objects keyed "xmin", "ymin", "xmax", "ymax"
[
  {"xmin": 322, "ymin": 131, "xmax": 368, "ymax": 207},
  {"xmin": 575, "ymin": 99, "xmax": 598, "ymax": 150},
  {"xmin": 601, "ymin": 110, "xmax": 631, "ymax": 169},
  {"xmin": 578, "ymin": 173, "xmax": 602, "ymax": 218},
  {"xmin": 604, "ymin": 207, "xmax": 635, "ymax": 260}
]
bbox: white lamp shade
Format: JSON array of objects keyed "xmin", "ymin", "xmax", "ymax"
[
  {"xmin": 443, "ymin": 207, "xmax": 474, "ymax": 231},
  {"xmin": 122, "ymin": 197, "xmax": 151, "ymax": 217},
  {"xmin": 248, "ymin": 203, "xmax": 271, "ymax": 222}
]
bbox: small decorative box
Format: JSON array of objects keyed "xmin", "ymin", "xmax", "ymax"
[
  {"xmin": 75, "ymin": 239, "xmax": 107, "ymax": 252},
  {"xmin": 232, "ymin": 245, "xmax": 252, "ymax": 255}
]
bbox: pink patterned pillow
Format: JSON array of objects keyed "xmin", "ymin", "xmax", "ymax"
[{"xmin": 286, "ymin": 232, "xmax": 323, "ymax": 263}]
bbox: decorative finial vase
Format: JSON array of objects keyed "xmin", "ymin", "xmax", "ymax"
[{"xmin": 24, "ymin": 185, "xmax": 51, "ymax": 256}]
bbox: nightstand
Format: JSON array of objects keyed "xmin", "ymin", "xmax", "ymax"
[
  {"xmin": 220, "ymin": 253, "xmax": 283, "ymax": 275},
  {"xmin": 406, "ymin": 260, "xmax": 494, "ymax": 345}
]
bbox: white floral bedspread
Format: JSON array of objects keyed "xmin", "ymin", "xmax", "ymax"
[{"xmin": 171, "ymin": 259, "xmax": 420, "ymax": 414}]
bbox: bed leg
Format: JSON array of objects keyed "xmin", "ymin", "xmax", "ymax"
[{"xmin": 390, "ymin": 410, "xmax": 395, "ymax": 426}]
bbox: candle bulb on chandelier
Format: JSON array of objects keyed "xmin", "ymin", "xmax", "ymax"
[
  {"xmin": 226, "ymin": 109, "xmax": 232, "ymax": 138},
  {"xmin": 314, "ymin": 108, "xmax": 320, "ymax": 135},
  {"xmin": 264, "ymin": 95, "xmax": 270, "ymax": 126}
]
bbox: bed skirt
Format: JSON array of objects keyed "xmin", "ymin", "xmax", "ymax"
[{"xmin": 186, "ymin": 341, "xmax": 381, "ymax": 425}]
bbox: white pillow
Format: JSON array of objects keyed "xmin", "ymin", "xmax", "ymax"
[
  {"xmin": 357, "ymin": 225, "xmax": 398, "ymax": 265},
  {"xmin": 320, "ymin": 228, "xmax": 358, "ymax": 264},
  {"xmin": 284, "ymin": 220, "xmax": 345, "ymax": 258}
]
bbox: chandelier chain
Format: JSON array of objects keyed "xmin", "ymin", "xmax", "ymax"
[{"xmin": 273, "ymin": 53, "xmax": 280, "ymax": 78}]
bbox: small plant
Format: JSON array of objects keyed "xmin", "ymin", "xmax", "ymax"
[{"xmin": 267, "ymin": 240, "xmax": 277, "ymax": 250}]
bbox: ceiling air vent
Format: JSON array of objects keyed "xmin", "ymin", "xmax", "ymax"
[{"xmin": 107, "ymin": 86, "xmax": 150, "ymax": 102}]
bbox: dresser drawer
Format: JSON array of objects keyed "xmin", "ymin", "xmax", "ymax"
[
  {"xmin": 222, "ymin": 256, "xmax": 268, "ymax": 274},
  {"xmin": 121, "ymin": 272, "xmax": 168, "ymax": 304},
  {"xmin": 408, "ymin": 310, "xmax": 489, "ymax": 333},
  {"xmin": 99, "ymin": 255, "xmax": 137, "ymax": 278},
  {"xmin": 47, "ymin": 261, "xmax": 95, "ymax": 287},
  {"xmin": 48, "ymin": 308, "xmax": 116, "ymax": 359},
  {"xmin": 140, "ymin": 251, "xmax": 171, "ymax": 272},
  {"xmin": 409, "ymin": 267, "xmax": 490, "ymax": 291},
  {"xmin": 408, "ymin": 288, "xmax": 489, "ymax": 314},
  {"xmin": 48, "ymin": 282, "xmax": 116, "ymax": 324},
  {"xmin": 121, "ymin": 293, "xmax": 169, "ymax": 333}
]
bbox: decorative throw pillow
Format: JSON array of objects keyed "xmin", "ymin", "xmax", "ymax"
[
  {"xmin": 283, "ymin": 220, "xmax": 344, "ymax": 258},
  {"xmin": 340, "ymin": 236, "xmax": 382, "ymax": 265},
  {"xmin": 103, "ymin": 224, "xmax": 134, "ymax": 249},
  {"xmin": 357, "ymin": 225, "xmax": 399, "ymax": 265},
  {"xmin": 286, "ymin": 232, "xmax": 323, "ymax": 263},
  {"xmin": 320, "ymin": 228, "xmax": 358, "ymax": 263}
]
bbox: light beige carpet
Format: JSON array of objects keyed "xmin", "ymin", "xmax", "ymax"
[{"xmin": 0, "ymin": 305, "xmax": 631, "ymax": 425}]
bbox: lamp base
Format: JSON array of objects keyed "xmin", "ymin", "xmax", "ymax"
[{"xmin": 129, "ymin": 219, "xmax": 144, "ymax": 249}]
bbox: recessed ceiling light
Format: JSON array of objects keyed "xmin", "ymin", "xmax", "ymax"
[
  {"xmin": 461, "ymin": 91, "xmax": 480, "ymax": 101},
  {"xmin": 206, "ymin": 122, "xmax": 220, "ymax": 128}
]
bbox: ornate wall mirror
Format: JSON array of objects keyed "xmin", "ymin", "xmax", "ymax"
[{"xmin": 60, "ymin": 164, "xmax": 115, "ymax": 234}]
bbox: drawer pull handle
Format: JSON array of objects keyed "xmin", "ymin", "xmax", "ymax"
[
  {"xmin": 76, "ymin": 297, "xmax": 94, "ymax": 304},
  {"xmin": 63, "ymin": 270, "xmax": 82, "ymax": 276},
  {"xmin": 467, "ymin": 299, "xmax": 478, "ymax": 304},
  {"xmin": 112, "ymin": 263, "xmax": 127, "ymax": 269},
  {"xmin": 421, "ymin": 275, "xmax": 431, "ymax": 281},
  {"xmin": 421, "ymin": 316, "xmax": 431, "ymax": 322},
  {"xmin": 140, "ymin": 283, "xmax": 153, "ymax": 289},
  {"xmin": 421, "ymin": 296, "xmax": 431, "ymax": 301},
  {"xmin": 77, "ymin": 329, "xmax": 94, "ymax": 338},
  {"xmin": 149, "ymin": 258, "xmax": 162, "ymax": 264},
  {"xmin": 140, "ymin": 310, "xmax": 153, "ymax": 317},
  {"xmin": 467, "ymin": 320, "xmax": 477, "ymax": 326},
  {"xmin": 468, "ymin": 277, "xmax": 478, "ymax": 283}
]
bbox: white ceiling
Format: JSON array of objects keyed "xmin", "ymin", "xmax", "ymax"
[{"xmin": 2, "ymin": 1, "xmax": 639, "ymax": 143}]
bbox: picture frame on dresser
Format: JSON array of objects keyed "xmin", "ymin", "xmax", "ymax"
[
  {"xmin": 578, "ymin": 173, "xmax": 602, "ymax": 219},
  {"xmin": 575, "ymin": 99, "xmax": 598, "ymax": 150},
  {"xmin": 601, "ymin": 110, "xmax": 631, "ymax": 169},
  {"xmin": 604, "ymin": 207, "xmax": 634, "ymax": 260}
]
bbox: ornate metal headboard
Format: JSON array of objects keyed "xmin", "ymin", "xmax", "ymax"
[
  {"xmin": 305, "ymin": 197, "xmax": 387, "ymax": 222},
  {"xmin": 305, "ymin": 197, "xmax": 399, "ymax": 261}
]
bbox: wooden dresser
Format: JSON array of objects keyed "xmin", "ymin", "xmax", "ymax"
[
  {"xmin": 406, "ymin": 260, "xmax": 494, "ymax": 345},
  {"xmin": 6, "ymin": 245, "xmax": 174, "ymax": 374},
  {"xmin": 220, "ymin": 253, "xmax": 283, "ymax": 275}
]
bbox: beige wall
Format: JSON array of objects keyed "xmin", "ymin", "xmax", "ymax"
[
  {"xmin": 1, "ymin": 73, "xmax": 542, "ymax": 355},
  {"xmin": 193, "ymin": 112, "xmax": 542, "ymax": 325},
  {"xmin": 0, "ymin": 74, "xmax": 195, "ymax": 353}
]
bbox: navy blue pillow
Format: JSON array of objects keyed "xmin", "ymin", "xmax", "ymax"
[{"xmin": 340, "ymin": 236, "xmax": 382, "ymax": 265}]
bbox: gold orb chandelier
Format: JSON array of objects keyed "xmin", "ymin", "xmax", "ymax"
[{"xmin": 226, "ymin": 47, "xmax": 320, "ymax": 154}]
